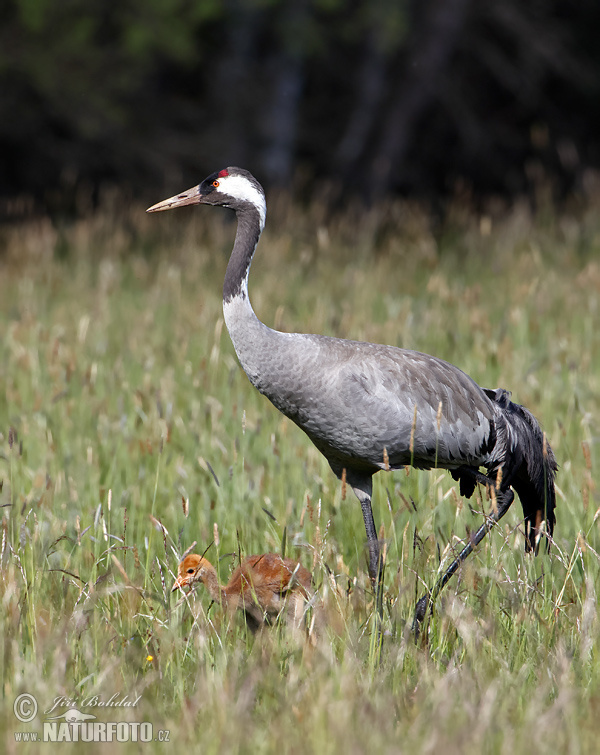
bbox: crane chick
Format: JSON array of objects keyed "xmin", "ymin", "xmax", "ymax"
[{"xmin": 172, "ymin": 552, "xmax": 315, "ymax": 631}]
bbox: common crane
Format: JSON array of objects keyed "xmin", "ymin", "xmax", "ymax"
[{"xmin": 148, "ymin": 167, "xmax": 557, "ymax": 627}]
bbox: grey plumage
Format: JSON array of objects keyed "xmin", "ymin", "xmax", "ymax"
[{"xmin": 148, "ymin": 167, "xmax": 557, "ymax": 625}]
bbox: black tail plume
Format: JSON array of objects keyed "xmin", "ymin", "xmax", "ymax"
[{"xmin": 484, "ymin": 388, "xmax": 557, "ymax": 552}]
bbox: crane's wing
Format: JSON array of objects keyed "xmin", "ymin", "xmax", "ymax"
[{"xmin": 261, "ymin": 336, "xmax": 496, "ymax": 472}]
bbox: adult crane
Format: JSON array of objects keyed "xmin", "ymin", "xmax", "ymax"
[{"xmin": 148, "ymin": 167, "xmax": 557, "ymax": 627}]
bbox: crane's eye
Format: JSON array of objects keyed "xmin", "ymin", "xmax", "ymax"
[
  {"xmin": 212, "ymin": 180, "xmax": 220, "ymax": 188},
  {"xmin": 187, "ymin": 568, "xmax": 194, "ymax": 574}
]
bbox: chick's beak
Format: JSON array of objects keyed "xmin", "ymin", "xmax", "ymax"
[
  {"xmin": 146, "ymin": 185, "xmax": 203, "ymax": 213},
  {"xmin": 171, "ymin": 576, "xmax": 185, "ymax": 593}
]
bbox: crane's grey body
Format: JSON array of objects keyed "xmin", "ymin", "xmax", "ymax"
[
  {"xmin": 148, "ymin": 166, "xmax": 557, "ymax": 627},
  {"xmin": 225, "ymin": 291, "xmax": 497, "ymax": 476}
]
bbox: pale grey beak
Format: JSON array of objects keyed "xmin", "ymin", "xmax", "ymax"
[{"xmin": 146, "ymin": 185, "xmax": 203, "ymax": 213}]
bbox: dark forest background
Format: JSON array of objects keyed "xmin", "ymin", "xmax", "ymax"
[{"xmin": 2, "ymin": 0, "xmax": 600, "ymax": 210}]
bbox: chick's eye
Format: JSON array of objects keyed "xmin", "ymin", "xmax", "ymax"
[
  {"xmin": 187, "ymin": 568, "xmax": 194, "ymax": 574},
  {"xmin": 212, "ymin": 180, "xmax": 220, "ymax": 187}
]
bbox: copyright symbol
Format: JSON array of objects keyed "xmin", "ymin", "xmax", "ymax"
[{"xmin": 14, "ymin": 693, "xmax": 38, "ymax": 723}]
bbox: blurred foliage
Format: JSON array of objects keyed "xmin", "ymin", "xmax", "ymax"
[{"xmin": 1, "ymin": 0, "xmax": 600, "ymax": 206}]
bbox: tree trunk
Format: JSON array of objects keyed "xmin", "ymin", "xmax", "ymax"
[
  {"xmin": 335, "ymin": 26, "xmax": 388, "ymax": 177},
  {"xmin": 369, "ymin": 0, "xmax": 471, "ymax": 198},
  {"xmin": 260, "ymin": 0, "xmax": 309, "ymax": 186}
]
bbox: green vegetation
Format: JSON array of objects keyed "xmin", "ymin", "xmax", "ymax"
[{"xmin": 0, "ymin": 196, "xmax": 598, "ymax": 752}]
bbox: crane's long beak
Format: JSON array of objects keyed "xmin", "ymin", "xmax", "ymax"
[
  {"xmin": 171, "ymin": 577, "xmax": 184, "ymax": 592},
  {"xmin": 146, "ymin": 185, "xmax": 202, "ymax": 213}
]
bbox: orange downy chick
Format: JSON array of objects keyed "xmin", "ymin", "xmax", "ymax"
[{"xmin": 172, "ymin": 552, "xmax": 314, "ymax": 629}]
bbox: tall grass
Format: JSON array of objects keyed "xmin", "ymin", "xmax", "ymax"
[{"xmin": 0, "ymin": 191, "xmax": 598, "ymax": 752}]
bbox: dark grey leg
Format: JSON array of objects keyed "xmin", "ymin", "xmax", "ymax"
[
  {"xmin": 413, "ymin": 484, "xmax": 515, "ymax": 635},
  {"xmin": 351, "ymin": 477, "xmax": 384, "ymax": 620}
]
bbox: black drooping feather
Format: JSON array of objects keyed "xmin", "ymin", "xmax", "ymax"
[
  {"xmin": 452, "ymin": 387, "xmax": 557, "ymax": 552},
  {"xmin": 496, "ymin": 394, "xmax": 556, "ymax": 552}
]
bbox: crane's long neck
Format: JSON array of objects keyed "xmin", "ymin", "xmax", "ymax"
[
  {"xmin": 223, "ymin": 205, "xmax": 262, "ymax": 303},
  {"xmin": 222, "ymin": 203, "xmax": 278, "ymax": 389}
]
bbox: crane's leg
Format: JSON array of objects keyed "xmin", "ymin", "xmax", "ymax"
[
  {"xmin": 413, "ymin": 478, "xmax": 515, "ymax": 636},
  {"xmin": 350, "ymin": 477, "xmax": 384, "ymax": 622}
]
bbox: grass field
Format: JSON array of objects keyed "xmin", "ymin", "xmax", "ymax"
[{"xmin": 1, "ymin": 190, "xmax": 599, "ymax": 752}]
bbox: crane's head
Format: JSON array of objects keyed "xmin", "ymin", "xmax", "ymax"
[
  {"xmin": 171, "ymin": 553, "xmax": 214, "ymax": 592},
  {"xmin": 147, "ymin": 167, "xmax": 266, "ymax": 229}
]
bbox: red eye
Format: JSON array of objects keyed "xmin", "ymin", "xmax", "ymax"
[{"xmin": 212, "ymin": 180, "xmax": 220, "ymax": 187}]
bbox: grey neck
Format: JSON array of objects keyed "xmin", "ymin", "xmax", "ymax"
[
  {"xmin": 223, "ymin": 205, "xmax": 262, "ymax": 303},
  {"xmin": 222, "ymin": 203, "xmax": 278, "ymax": 391}
]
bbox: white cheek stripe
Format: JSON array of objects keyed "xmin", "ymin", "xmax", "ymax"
[{"xmin": 221, "ymin": 174, "xmax": 266, "ymax": 229}]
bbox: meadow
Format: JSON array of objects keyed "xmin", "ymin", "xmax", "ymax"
[{"xmin": 0, "ymin": 187, "xmax": 599, "ymax": 753}]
